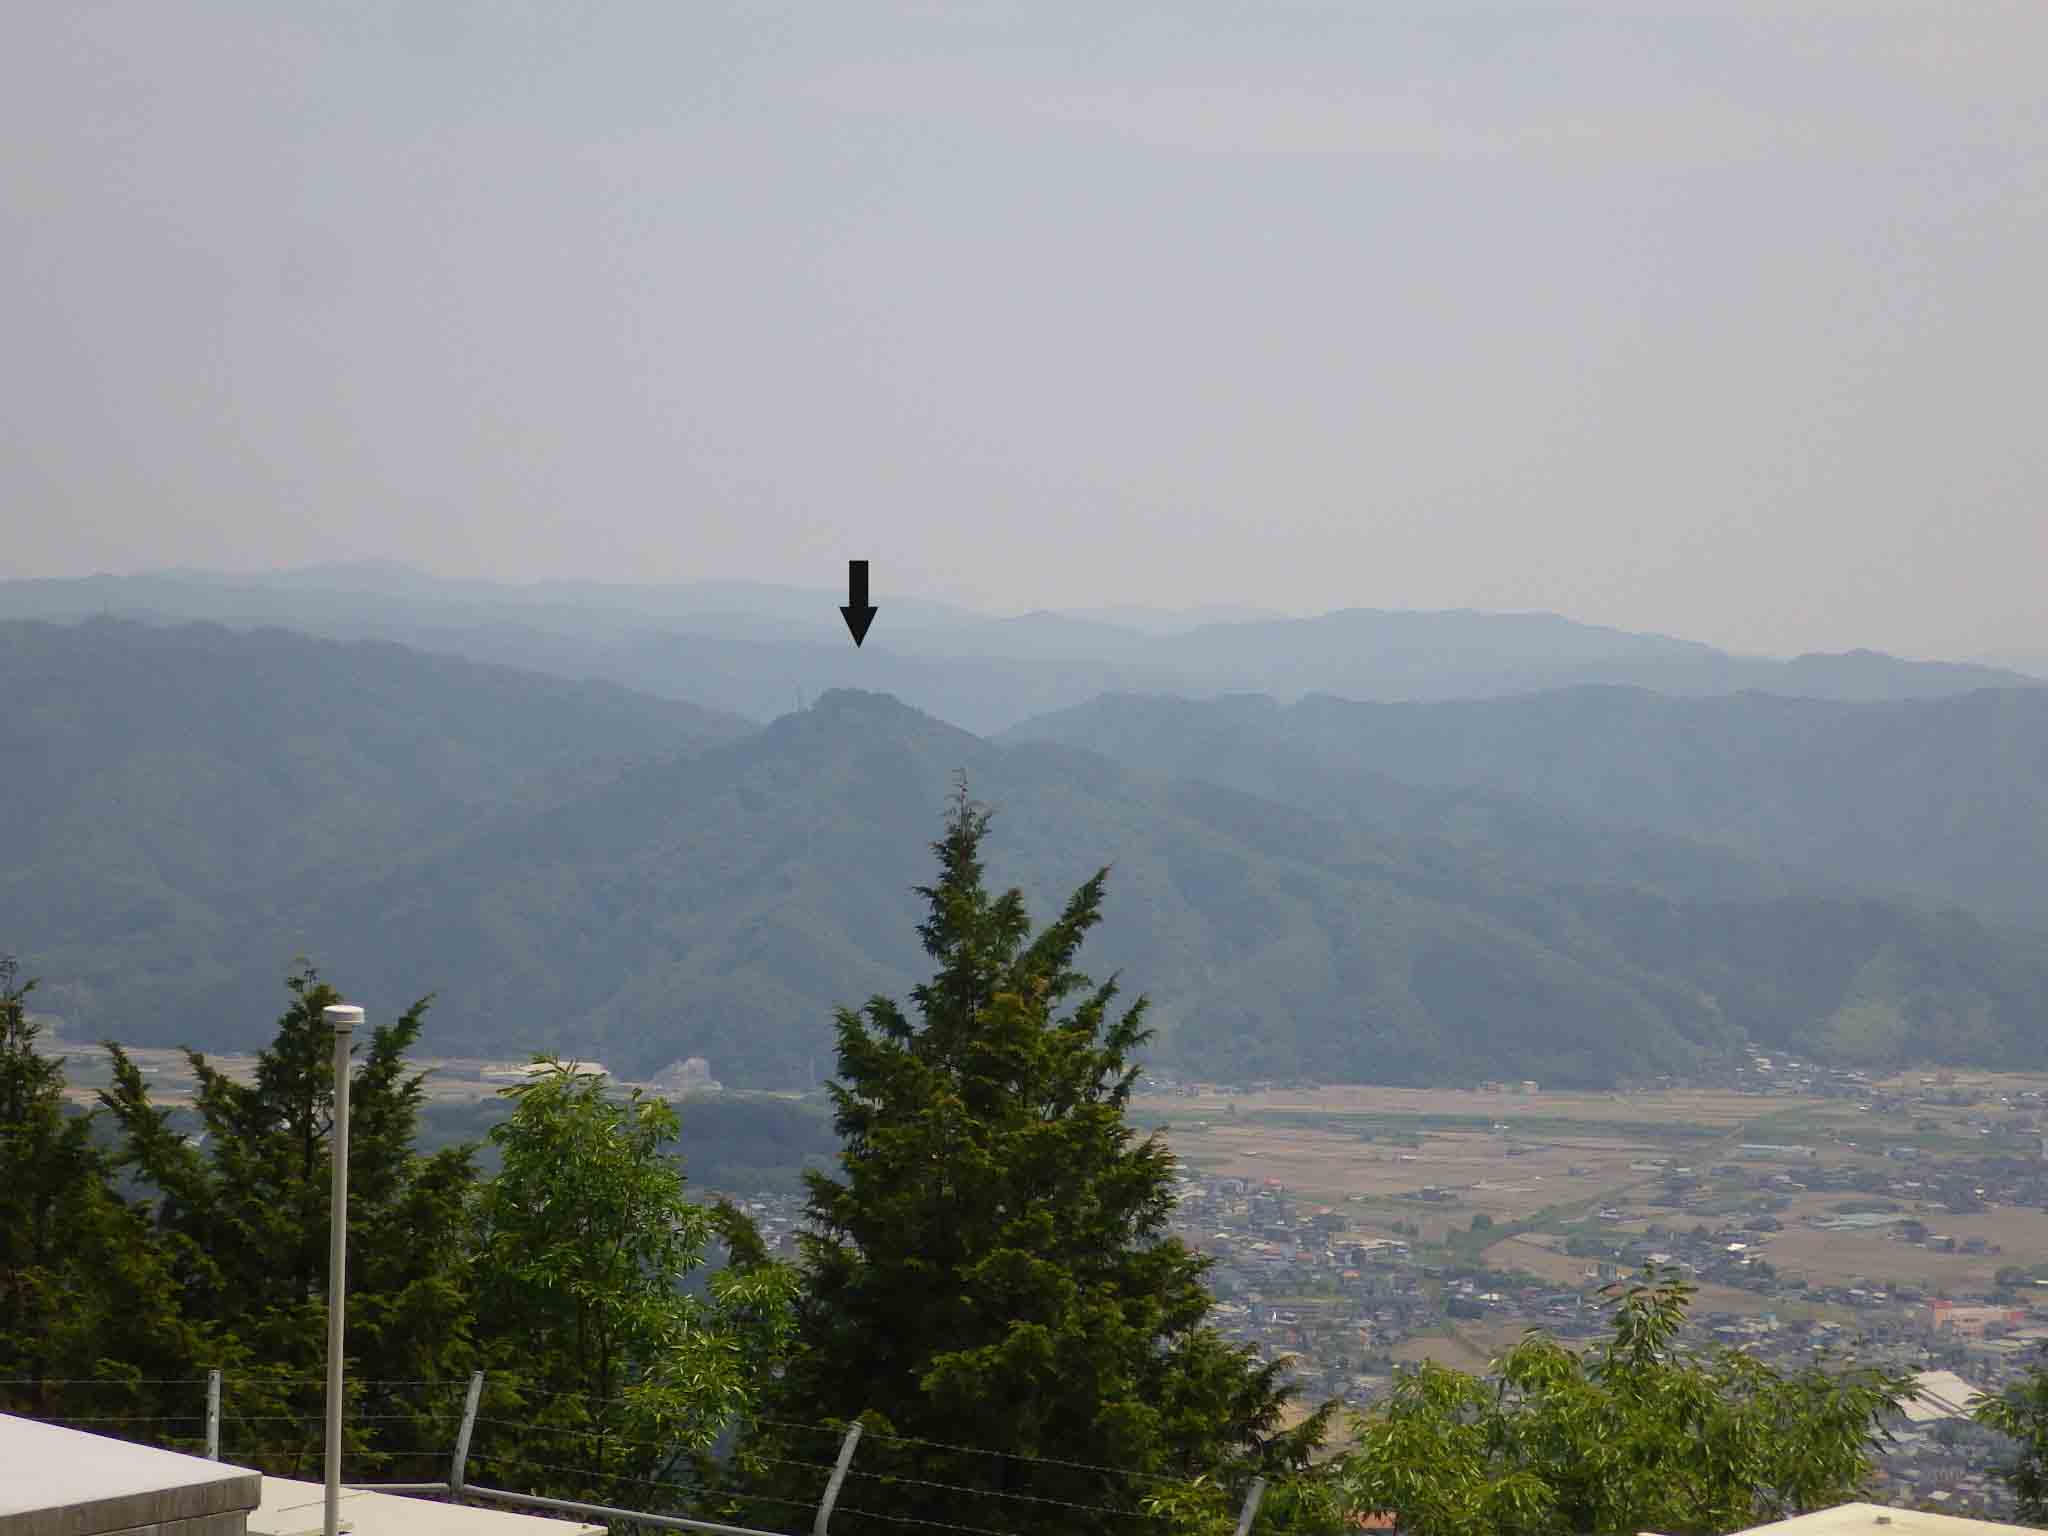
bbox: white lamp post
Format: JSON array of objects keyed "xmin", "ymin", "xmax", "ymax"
[{"xmin": 322, "ymin": 1003, "xmax": 361, "ymax": 1536}]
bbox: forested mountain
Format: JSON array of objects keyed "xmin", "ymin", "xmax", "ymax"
[
  {"xmin": 10, "ymin": 619, "xmax": 2046, "ymax": 1089},
  {"xmin": 296, "ymin": 688, "xmax": 1747, "ymax": 1087},
  {"xmin": 1004, "ymin": 687, "xmax": 2048, "ymax": 928},
  {"xmin": 0, "ymin": 619, "xmax": 748, "ymax": 1031},
  {"xmin": 3, "ymin": 566, "xmax": 2033, "ymax": 734},
  {"xmin": 311, "ymin": 690, "xmax": 2048, "ymax": 1087}
]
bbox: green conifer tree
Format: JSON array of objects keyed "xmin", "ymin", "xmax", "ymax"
[
  {"xmin": 98, "ymin": 966, "xmax": 480, "ymax": 1473},
  {"xmin": 0, "ymin": 955, "xmax": 212, "ymax": 1435},
  {"xmin": 733, "ymin": 786, "xmax": 1332, "ymax": 1534},
  {"xmin": 0, "ymin": 955, "xmax": 98, "ymax": 1383}
]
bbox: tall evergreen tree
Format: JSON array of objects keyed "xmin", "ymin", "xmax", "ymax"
[
  {"xmin": 735, "ymin": 787, "xmax": 1332, "ymax": 1534},
  {"xmin": 98, "ymin": 966, "xmax": 480, "ymax": 1471},
  {"xmin": 0, "ymin": 955, "xmax": 212, "ymax": 1433},
  {"xmin": 0, "ymin": 955, "xmax": 96, "ymax": 1382}
]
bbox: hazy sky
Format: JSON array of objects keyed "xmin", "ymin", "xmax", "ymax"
[{"xmin": 5, "ymin": 2, "xmax": 2044, "ymax": 656}]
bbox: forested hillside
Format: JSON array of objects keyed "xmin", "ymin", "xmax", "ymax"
[
  {"xmin": 10, "ymin": 621, "xmax": 2047, "ymax": 1088},
  {"xmin": 1006, "ymin": 687, "xmax": 2048, "ymax": 928},
  {"xmin": 1, "ymin": 619, "xmax": 749, "ymax": 1033}
]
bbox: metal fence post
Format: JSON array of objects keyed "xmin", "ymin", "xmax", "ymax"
[
  {"xmin": 205, "ymin": 1370, "xmax": 221, "ymax": 1461},
  {"xmin": 1232, "ymin": 1475, "xmax": 1266, "ymax": 1536},
  {"xmin": 811, "ymin": 1423, "xmax": 862, "ymax": 1535},
  {"xmin": 448, "ymin": 1372, "xmax": 485, "ymax": 1501}
]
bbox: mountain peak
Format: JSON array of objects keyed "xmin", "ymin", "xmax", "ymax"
[
  {"xmin": 782, "ymin": 688, "xmax": 988, "ymax": 751},
  {"xmin": 809, "ymin": 686, "xmax": 926, "ymax": 717}
]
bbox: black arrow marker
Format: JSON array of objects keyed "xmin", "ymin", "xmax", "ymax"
[{"xmin": 839, "ymin": 560, "xmax": 877, "ymax": 647}]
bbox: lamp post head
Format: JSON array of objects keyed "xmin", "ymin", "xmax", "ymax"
[{"xmin": 323, "ymin": 1003, "xmax": 363, "ymax": 1034}]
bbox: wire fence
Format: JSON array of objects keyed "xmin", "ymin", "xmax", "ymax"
[{"xmin": 1, "ymin": 1374, "xmax": 1285, "ymax": 1536}]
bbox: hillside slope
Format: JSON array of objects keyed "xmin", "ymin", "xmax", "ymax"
[
  {"xmin": 1005, "ymin": 687, "xmax": 2048, "ymax": 928},
  {"xmin": 197, "ymin": 694, "xmax": 2048, "ymax": 1089},
  {"xmin": 299, "ymin": 690, "xmax": 1742, "ymax": 1087},
  {"xmin": 0, "ymin": 619, "xmax": 751, "ymax": 1027},
  {"xmin": 10, "ymin": 626, "xmax": 2044, "ymax": 1088}
]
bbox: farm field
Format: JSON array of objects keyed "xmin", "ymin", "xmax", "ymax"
[
  {"xmin": 1135, "ymin": 1076, "xmax": 2048, "ymax": 1298},
  {"xmin": 64, "ymin": 1049, "xmax": 2048, "ymax": 1304},
  {"xmin": 1130, "ymin": 1083, "xmax": 1789, "ymax": 1240},
  {"xmin": 1747, "ymin": 1201, "xmax": 2048, "ymax": 1294}
]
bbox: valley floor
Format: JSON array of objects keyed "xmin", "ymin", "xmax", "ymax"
[{"xmin": 64, "ymin": 1038, "xmax": 2048, "ymax": 1513}]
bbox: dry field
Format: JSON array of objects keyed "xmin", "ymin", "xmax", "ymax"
[
  {"xmin": 1133, "ymin": 1084, "xmax": 1788, "ymax": 1239},
  {"xmin": 1482, "ymin": 1184, "xmax": 2048, "ymax": 1295},
  {"xmin": 1478, "ymin": 1231, "xmax": 1592, "ymax": 1286},
  {"xmin": 1759, "ymin": 1198, "xmax": 2048, "ymax": 1294},
  {"xmin": 1139, "ymin": 1078, "xmax": 2048, "ymax": 1296},
  {"xmin": 1146, "ymin": 1083, "xmax": 1768, "ymax": 1129},
  {"xmin": 1482, "ymin": 1186, "xmax": 2048, "ymax": 1297}
]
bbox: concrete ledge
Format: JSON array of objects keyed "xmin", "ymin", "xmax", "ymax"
[
  {"xmin": 86, "ymin": 1516, "xmax": 251, "ymax": 1536},
  {"xmin": 0, "ymin": 1416, "xmax": 260, "ymax": 1536},
  {"xmin": 252, "ymin": 1479, "xmax": 601, "ymax": 1536}
]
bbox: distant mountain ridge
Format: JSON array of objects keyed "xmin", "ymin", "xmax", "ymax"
[
  {"xmin": 2, "ymin": 566, "xmax": 2034, "ymax": 734},
  {"xmin": 1004, "ymin": 685, "xmax": 2048, "ymax": 928},
  {"xmin": 1979, "ymin": 649, "xmax": 2048, "ymax": 681},
  {"xmin": 8, "ymin": 620, "xmax": 2047, "ymax": 1091}
]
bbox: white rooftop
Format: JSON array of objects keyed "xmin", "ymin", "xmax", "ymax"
[
  {"xmin": 252, "ymin": 1480, "xmax": 601, "ymax": 1536},
  {"xmin": 1715, "ymin": 1501, "xmax": 2039, "ymax": 1536},
  {"xmin": 1901, "ymin": 1369, "xmax": 1988, "ymax": 1424}
]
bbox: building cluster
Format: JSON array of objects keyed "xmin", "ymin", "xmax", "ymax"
[
  {"xmin": 705, "ymin": 1150, "xmax": 2048, "ymax": 1521},
  {"xmin": 1163, "ymin": 1164, "xmax": 2048, "ymax": 1514},
  {"xmin": 704, "ymin": 1065, "xmax": 2048, "ymax": 1518}
]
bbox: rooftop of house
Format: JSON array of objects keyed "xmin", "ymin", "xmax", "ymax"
[
  {"xmin": 1715, "ymin": 1502, "xmax": 2038, "ymax": 1536},
  {"xmin": 1900, "ymin": 1370, "xmax": 1988, "ymax": 1424}
]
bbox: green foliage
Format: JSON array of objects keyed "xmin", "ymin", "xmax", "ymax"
[
  {"xmin": 0, "ymin": 955, "xmax": 214, "ymax": 1419},
  {"xmin": 736, "ymin": 787, "xmax": 1336, "ymax": 1533},
  {"xmin": 1973, "ymin": 1345, "xmax": 2048, "ymax": 1521},
  {"xmin": 1326, "ymin": 1267, "xmax": 1911, "ymax": 1536},
  {"xmin": 97, "ymin": 968, "xmax": 478, "ymax": 1386},
  {"xmin": 0, "ymin": 954, "xmax": 91, "ymax": 1376},
  {"xmin": 3, "ymin": 956, "xmax": 801, "ymax": 1490},
  {"xmin": 475, "ymin": 1058, "xmax": 798, "ymax": 1492},
  {"xmin": 89, "ymin": 968, "xmax": 483, "ymax": 1468}
]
